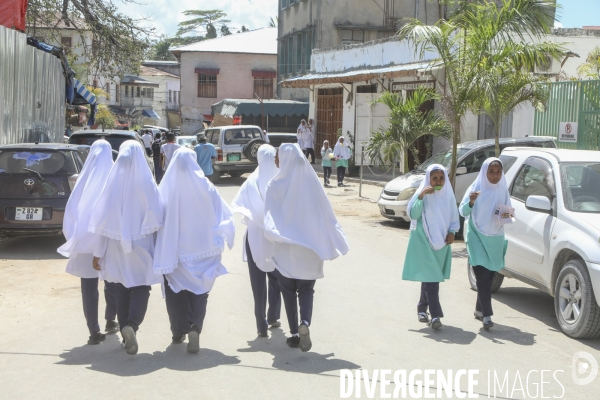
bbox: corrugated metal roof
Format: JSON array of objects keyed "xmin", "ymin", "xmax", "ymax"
[
  {"xmin": 171, "ymin": 28, "xmax": 277, "ymax": 55},
  {"xmin": 140, "ymin": 66, "xmax": 179, "ymax": 79}
]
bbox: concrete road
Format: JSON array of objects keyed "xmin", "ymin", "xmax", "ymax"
[{"xmin": 0, "ymin": 178, "xmax": 598, "ymax": 399}]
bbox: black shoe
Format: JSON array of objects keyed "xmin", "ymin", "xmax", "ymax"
[
  {"xmin": 286, "ymin": 336, "xmax": 300, "ymax": 348},
  {"xmin": 105, "ymin": 320, "xmax": 119, "ymax": 334},
  {"xmin": 298, "ymin": 323, "xmax": 312, "ymax": 352},
  {"xmin": 87, "ymin": 332, "xmax": 106, "ymax": 345},
  {"xmin": 418, "ymin": 312, "xmax": 430, "ymax": 323},
  {"xmin": 268, "ymin": 320, "xmax": 281, "ymax": 328},
  {"xmin": 429, "ymin": 318, "xmax": 442, "ymax": 330},
  {"xmin": 258, "ymin": 332, "xmax": 268, "ymax": 338},
  {"xmin": 473, "ymin": 311, "xmax": 483, "ymax": 321},
  {"xmin": 337, "ymin": 183, "xmax": 342, "ymax": 187},
  {"xmin": 121, "ymin": 325, "xmax": 138, "ymax": 355},
  {"xmin": 483, "ymin": 318, "xmax": 494, "ymax": 330},
  {"xmin": 172, "ymin": 335, "xmax": 186, "ymax": 344},
  {"xmin": 187, "ymin": 326, "xmax": 200, "ymax": 354},
  {"xmin": 326, "ymin": 179, "xmax": 330, "ymax": 185}
]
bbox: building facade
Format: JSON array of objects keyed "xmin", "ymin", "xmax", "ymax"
[{"xmin": 171, "ymin": 28, "xmax": 278, "ymax": 135}]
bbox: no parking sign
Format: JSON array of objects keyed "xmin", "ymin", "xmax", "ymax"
[{"xmin": 559, "ymin": 122, "xmax": 578, "ymax": 143}]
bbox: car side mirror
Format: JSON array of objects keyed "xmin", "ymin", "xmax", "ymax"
[
  {"xmin": 456, "ymin": 166, "xmax": 468, "ymax": 175},
  {"xmin": 525, "ymin": 195, "xmax": 552, "ymax": 213}
]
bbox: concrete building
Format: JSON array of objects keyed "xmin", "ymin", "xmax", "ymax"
[
  {"xmin": 137, "ymin": 66, "xmax": 181, "ymax": 129},
  {"xmin": 171, "ymin": 28, "xmax": 277, "ymax": 135}
]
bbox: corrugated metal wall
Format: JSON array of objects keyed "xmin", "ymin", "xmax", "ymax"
[{"xmin": 0, "ymin": 25, "xmax": 65, "ymax": 144}]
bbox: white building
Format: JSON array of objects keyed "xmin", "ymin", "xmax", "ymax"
[{"xmin": 138, "ymin": 65, "xmax": 181, "ymax": 129}]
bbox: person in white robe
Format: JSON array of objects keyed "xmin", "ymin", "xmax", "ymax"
[
  {"xmin": 333, "ymin": 136, "xmax": 352, "ymax": 186},
  {"xmin": 264, "ymin": 143, "xmax": 350, "ymax": 352},
  {"xmin": 153, "ymin": 148, "xmax": 235, "ymax": 353},
  {"xmin": 89, "ymin": 140, "xmax": 164, "ymax": 355},
  {"xmin": 231, "ymin": 144, "xmax": 282, "ymax": 337},
  {"xmin": 57, "ymin": 139, "xmax": 119, "ymax": 345}
]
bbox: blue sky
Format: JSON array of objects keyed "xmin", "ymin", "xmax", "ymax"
[{"xmin": 117, "ymin": 0, "xmax": 600, "ymax": 38}]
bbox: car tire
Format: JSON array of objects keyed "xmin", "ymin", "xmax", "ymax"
[
  {"xmin": 229, "ymin": 172, "xmax": 243, "ymax": 178},
  {"xmin": 554, "ymin": 259, "xmax": 600, "ymax": 339},
  {"xmin": 468, "ymin": 262, "xmax": 504, "ymax": 293},
  {"xmin": 243, "ymin": 138, "xmax": 267, "ymax": 163},
  {"xmin": 210, "ymin": 173, "xmax": 221, "ymax": 184}
]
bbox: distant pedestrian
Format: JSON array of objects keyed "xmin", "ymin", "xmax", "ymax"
[
  {"xmin": 231, "ymin": 144, "xmax": 282, "ymax": 338},
  {"xmin": 58, "ymin": 139, "xmax": 119, "ymax": 345},
  {"xmin": 305, "ymin": 118, "xmax": 316, "ymax": 164},
  {"xmin": 142, "ymin": 130, "xmax": 153, "ymax": 157},
  {"xmin": 160, "ymin": 132, "xmax": 180, "ymax": 172},
  {"xmin": 297, "ymin": 120, "xmax": 308, "ymax": 153},
  {"xmin": 459, "ymin": 158, "xmax": 513, "ymax": 330},
  {"xmin": 194, "ymin": 133, "xmax": 217, "ymax": 180},
  {"xmin": 152, "ymin": 133, "xmax": 163, "ymax": 183},
  {"xmin": 154, "ymin": 148, "xmax": 234, "ymax": 353},
  {"xmin": 402, "ymin": 164, "xmax": 459, "ymax": 330},
  {"xmin": 89, "ymin": 141, "xmax": 164, "ymax": 356},
  {"xmin": 264, "ymin": 143, "xmax": 349, "ymax": 352},
  {"xmin": 321, "ymin": 140, "xmax": 333, "ymax": 187},
  {"xmin": 333, "ymin": 136, "xmax": 351, "ymax": 186}
]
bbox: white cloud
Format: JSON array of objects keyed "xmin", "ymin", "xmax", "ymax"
[
  {"xmin": 554, "ymin": 21, "xmax": 563, "ymax": 28},
  {"xmin": 116, "ymin": 0, "xmax": 278, "ymax": 38}
]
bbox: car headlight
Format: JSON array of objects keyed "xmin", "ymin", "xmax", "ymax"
[{"xmin": 397, "ymin": 187, "xmax": 417, "ymax": 201}]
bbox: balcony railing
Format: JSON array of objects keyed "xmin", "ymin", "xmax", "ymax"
[
  {"xmin": 120, "ymin": 96, "xmax": 153, "ymax": 108},
  {"xmin": 165, "ymin": 103, "xmax": 180, "ymax": 112}
]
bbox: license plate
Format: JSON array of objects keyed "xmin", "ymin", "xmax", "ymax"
[
  {"xmin": 227, "ymin": 153, "xmax": 241, "ymax": 161},
  {"xmin": 15, "ymin": 207, "xmax": 43, "ymax": 221}
]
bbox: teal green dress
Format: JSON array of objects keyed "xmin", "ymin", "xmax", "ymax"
[
  {"xmin": 321, "ymin": 149, "xmax": 332, "ymax": 167},
  {"xmin": 460, "ymin": 202, "xmax": 507, "ymax": 272},
  {"xmin": 402, "ymin": 199, "xmax": 454, "ymax": 282},
  {"xmin": 336, "ymin": 158, "xmax": 349, "ymax": 168}
]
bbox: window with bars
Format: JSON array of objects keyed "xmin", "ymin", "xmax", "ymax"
[
  {"xmin": 60, "ymin": 37, "xmax": 72, "ymax": 54},
  {"xmin": 136, "ymin": 87, "xmax": 140, "ymax": 97},
  {"xmin": 115, "ymin": 84, "xmax": 120, "ymax": 102},
  {"xmin": 341, "ymin": 30, "xmax": 365, "ymax": 45},
  {"xmin": 198, "ymin": 73, "xmax": 217, "ymax": 98},
  {"xmin": 254, "ymin": 78, "xmax": 274, "ymax": 99},
  {"xmin": 279, "ymin": 31, "xmax": 314, "ymax": 76}
]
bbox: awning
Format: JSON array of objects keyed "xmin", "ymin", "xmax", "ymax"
[
  {"xmin": 281, "ymin": 61, "xmax": 435, "ymax": 88},
  {"xmin": 142, "ymin": 108, "xmax": 160, "ymax": 120},
  {"xmin": 74, "ymin": 79, "xmax": 97, "ymax": 104},
  {"xmin": 211, "ymin": 99, "xmax": 308, "ymax": 118},
  {"xmin": 252, "ymin": 69, "xmax": 276, "ymax": 78},
  {"xmin": 195, "ymin": 68, "xmax": 220, "ymax": 75}
]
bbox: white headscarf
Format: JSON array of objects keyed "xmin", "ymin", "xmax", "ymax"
[
  {"xmin": 459, "ymin": 157, "xmax": 511, "ymax": 236},
  {"xmin": 264, "ymin": 143, "xmax": 349, "ymax": 260},
  {"xmin": 231, "ymin": 145, "xmax": 279, "ymax": 271},
  {"xmin": 88, "ymin": 140, "xmax": 163, "ymax": 253},
  {"xmin": 334, "ymin": 137, "xmax": 351, "ymax": 159},
  {"xmin": 407, "ymin": 164, "xmax": 460, "ymax": 251},
  {"xmin": 153, "ymin": 148, "xmax": 235, "ymax": 275},
  {"xmin": 321, "ymin": 140, "xmax": 330, "ymax": 152},
  {"xmin": 58, "ymin": 140, "xmax": 113, "ymax": 258}
]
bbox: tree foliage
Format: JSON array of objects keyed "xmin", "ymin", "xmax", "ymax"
[
  {"xmin": 577, "ymin": 46, "xmax": 600, "ymax": 80},
  {"xmin": 26, "ymin": 0, "xmax": 154, "ymax": 79},
  {"xmin": 176, "ymin": 10, "xmax": 230, "ymax": 38}
]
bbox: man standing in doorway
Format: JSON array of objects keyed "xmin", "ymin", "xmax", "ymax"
[
  {"xmin": 160, "ymin": 132, "xmax": 180, "ymax": 172},
  {"xmin": 142, "ymin": 130, "xmax": 153, "ymax": 157},
  {"xmin": 194, "ymin": 133, "xmax": 217, "ymax": 180}
]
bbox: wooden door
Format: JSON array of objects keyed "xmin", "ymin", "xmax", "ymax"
[
  {"xmin": 316, "ymin": 88, "xmax": 343, "ymax": 148},
  {"xmin": 407, "ymin": 97, "xmax": 435, "ymax": 170}
]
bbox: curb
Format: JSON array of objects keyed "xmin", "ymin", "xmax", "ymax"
[{"xmin": 315, "ymin": 172, "xmax": 386, "ymax": 188}]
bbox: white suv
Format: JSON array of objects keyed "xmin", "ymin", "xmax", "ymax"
[{"xmin": 467, "ymin": 147, "xmax": 600, "ymax": 339}]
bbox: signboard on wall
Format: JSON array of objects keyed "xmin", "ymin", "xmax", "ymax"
[
  {"xmin": 392, "ymin": 81, "xmax": 435, "ymax": 92},
  {"xmin": 558, "ymin": 122, "xmax": 578, "ymax": 143}
]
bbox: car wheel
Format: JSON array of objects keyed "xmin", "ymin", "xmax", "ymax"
[
  {"xmin": 210, "ymin": 173, "xmax": 221, "ymax": 184},
  {"xmin": 468, "ymin": 262, "xmax": 504, "ymax": 293},
  {"xmin": 554, "ymin": 259, "xmax": 600, "ymax": 339},
  {"xmin": 243, "ymin": 138, "xmax": 267, "ymax": 163},
  {"xmin": 229, "ymin": 172, "xmax": 242, "ymax": 178}
]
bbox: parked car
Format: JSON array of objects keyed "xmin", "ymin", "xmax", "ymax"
[
  {"xmin": 0, "ymin": 143, "xmax": 91, "ymax": 240},
  {"xmin": 69, "ymin": 129, "xmax": 154, "ymax": 171},
  {"xmin": 378, "ymin": 137, "xmax": 557, "ymax": 224},
  {"xmin": 143, "ymin": 125, "xmax": 169, "ymax": 135},
  {"xmin": 177, "ymin": 136, "xmax": 196, "ymax": 149},
  {"xmin": 465, "ymin": 147, "xmax": 600, "ymax": 339},
  {"xmin": 266, "ymin": 132, "xmax": 297, "ymax": 148},
  {"xmin": 203, "ymin": 125, "xmax": 267, "ymax": 183}
]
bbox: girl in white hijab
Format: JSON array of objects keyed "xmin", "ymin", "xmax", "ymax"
[
  {"xmin": 402, "ymin": 164, "xmax": 459, "ymax": 330},
  {"xmin": 231, "ymin": 144, "xmax": 282, "ymax": 337},
  {"xmin": 333, "ymin": 136, "xmax": 351, "ymax": 186},
  {"xmin": 154, "ymin": 147, "xmax": 234, "ymax": 353},
  {"xmin": 89, "ymin": 140, "xmax": 164, "ymax": 355},
  {"xmin": 58, "ymin": 139, "xmax": 119, "ymax": 345},
  {"xmin": 264, "ymin": 143, "xmax": 349, "ymax": 352},
  {"xmin": 297, "ymin": 119, "xmax": 308, "ymax": 151},
  {"xmin": 459, "ymin": 157, "xmax": 512, "ymax": 330}
]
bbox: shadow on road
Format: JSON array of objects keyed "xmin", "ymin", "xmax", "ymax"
[
  {"xmin": 0, "ymin": 235, "xmax": 65, "ymax": 260},
  {"xmin": 476, "ymin": 323, "xmax": 536, "ymax": 345},
  {"xmin": 493, "ymin": 286, "xmax": 600, "ymax": 350},
  {"xmin": 237, "ymin": 328, "xmax": 360, "ymax": 375},
  {"xmin": 212, "ymin": 176, "xmax": 247, "ymax": 188},
  {"xmin": 56, "ymin": 335, "xmax": 240, "ymax": 377},
  {"xmin": 377, "ymin": 220, "xmax": 411, "ymax": 230},
  {"xmin": 409, "ymin": 325, "xmax": 477, "ymax": 345}
]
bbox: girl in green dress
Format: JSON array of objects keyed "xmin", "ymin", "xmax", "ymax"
[
  {"xmin": 333, "ymin": 137, "xmax": 351, "ymax": 187},
  {"xmin": 402, "ymin": 164, "xmax": 460, "ymax": 330},
  {"xmin": 459, "ymin": 158, "xmax": 512, "ymax": 330}
]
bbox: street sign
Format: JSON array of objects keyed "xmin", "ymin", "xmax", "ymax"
[
  {"xmin": 558, "ymin": 122, "xmax": 578, "ymax": 143},
  {"xmin": 391, "ymin": 81, "xmax": 435, "ymax": 92}
]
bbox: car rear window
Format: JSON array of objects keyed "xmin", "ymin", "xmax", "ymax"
[
  {"xmin": 223, "ymin": 128, "xmax": 261, "ymax": 145},
  {"xmin": 0, "ymin": 150, "xmax": 78, "ymax": 175},
  {"xmin": 69, "ymin": 135, "xmax": 134, "ymax": 152}
]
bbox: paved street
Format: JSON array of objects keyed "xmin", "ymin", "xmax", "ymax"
[{"xmin": 0, "ymin": 179, "xmax": 598, "ymax": 399}]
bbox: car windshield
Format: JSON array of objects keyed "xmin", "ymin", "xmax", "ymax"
[
  {"xmin": 69, "ymin": 135, "xmax": 134, "ymax": 152},
  {"xmin": 0, "ymin": 150, "xmax": 78, "ymax": 175},
  {"xmin": 416, "ymin": 147, "xmax": 471, "ymax": 172},
  {"xmin": 177, "ymin": 137, "xmax": 194, "ymax": 147},
  {"xmin": 223, "ymin": 128, "xmax": 261, "ymax": 145},
  {"xmin": 561, "ymin": 162, "xmax": 600, "ymax": 213}
]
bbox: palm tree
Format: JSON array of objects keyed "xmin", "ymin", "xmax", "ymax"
[
  {"xmin": 397, "ymin": 0, "xmax": 564, "ymax": 186},
  {"xmin": 176, "ymin": 10, "xmax": 230, "ymax": 39},
  {"xmin": 577, "ymin": 46, "xmax": 600, "ymax": 80},
  {"xmin": 366, "ymin": 89, "xmax": 452, "ymax": 172},
  {"xmin": 269, "ymin": 16, "xmax": 278, "ymax": 28}
]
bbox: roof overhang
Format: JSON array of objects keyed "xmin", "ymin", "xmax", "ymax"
[{"xmin": 280, "ymin": 62, "xmax": 438, "ymax": 88}]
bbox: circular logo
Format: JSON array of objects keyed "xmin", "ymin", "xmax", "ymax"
[
  {"xmin": 565, "ymin": 123, "xmax": 572, "ymax": 134},
  {"xmin": 572, "ymin": 351, "xmax": 598, "ymax": 385},
  {"xmin": 24, "ymin": 178, "xmax": 35, "ymax": 186}
]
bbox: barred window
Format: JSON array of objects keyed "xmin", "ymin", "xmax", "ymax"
[
  {"xmin": 254, "ymin": 78, "xmax": 274, "ymax": 99},
  {"xmin": 198, "ymin": 73, "xmax": 217, "ymax": 98}
]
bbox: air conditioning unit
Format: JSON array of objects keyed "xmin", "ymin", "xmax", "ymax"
[{"xmin": 534, "ymin": 56, "xmax": 561, "ymax": 75}]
